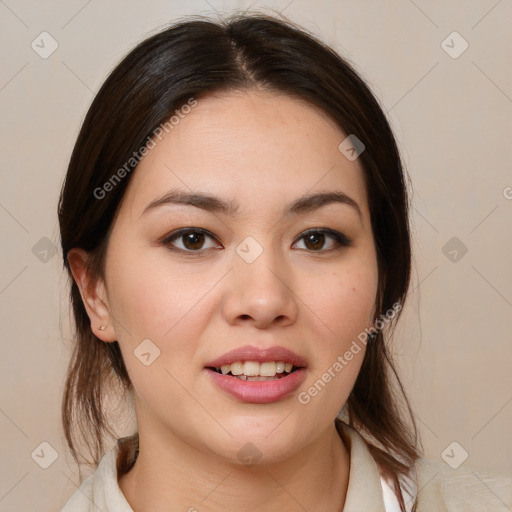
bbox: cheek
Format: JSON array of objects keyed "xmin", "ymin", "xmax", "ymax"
[
  {"xmin": 304, "ymin": 263, "xmax": 378, "ymax": 344},
  {"xmin": 105, "ymin": 244, "xmax": 216, "ymax": 341},
  {"xmin": 298, "ymin": 268, "xmax": 376, "ymax": 412},
  {"xmin": 104, "ymin": 248, "xmax": 216, "ymax": 398},
  {"xmin": 330, "ymin": 279, "xmax": 375, "ymax": 335}
]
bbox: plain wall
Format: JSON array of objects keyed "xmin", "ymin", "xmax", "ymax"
[{"xmin": 0, "ymin": 1, "xmax": 511, "ymax": 510}]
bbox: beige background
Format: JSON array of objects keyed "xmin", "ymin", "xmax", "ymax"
[{"xmin": 1, "ymin": 0, "xmax": 511, "ymax": 510}]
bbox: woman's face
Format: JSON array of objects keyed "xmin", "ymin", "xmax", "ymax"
[{"xmin": 84, "ymin": 90, "xmax": 378, "ymax": 463}]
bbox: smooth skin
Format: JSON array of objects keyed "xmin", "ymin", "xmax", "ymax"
[{"xmin": 68, "ymin": 89, "xmax": 379, "ymax": 512}]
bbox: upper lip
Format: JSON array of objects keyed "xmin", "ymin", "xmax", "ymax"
[{"xmin": 205, "ymin": 345, "xmax": 308, "ymax": 369}]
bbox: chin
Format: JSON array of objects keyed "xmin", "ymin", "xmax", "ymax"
[{"xmin": 201, "ymin": 419, "xmax": 305, "ymax": 464}]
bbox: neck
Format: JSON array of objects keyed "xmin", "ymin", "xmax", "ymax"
[{"xmin": 118, "ymin": 420, "xmax": 350, "ymax": 512}]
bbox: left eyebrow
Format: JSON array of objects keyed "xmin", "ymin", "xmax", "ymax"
[{"xmin": 140, "ymin": 189, "xmax": 362, "ymax": 221}]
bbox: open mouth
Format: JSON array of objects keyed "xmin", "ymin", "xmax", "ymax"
[
  {"xmin": 204, "ymin": 356, "xmax": 308, "ymax": 403},
  {"xmin": 206, "ymin": 361, "xmax": 301, "ymax": 381}
]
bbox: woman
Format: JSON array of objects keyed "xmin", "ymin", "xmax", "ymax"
[{"xmin": 58, "ymin": 12, "xmax": 512, "ymax": 512}]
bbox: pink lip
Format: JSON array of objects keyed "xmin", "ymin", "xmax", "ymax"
[
  {"xmin": 204, "ymin": 368, "xmax": 308, "ymax": 404},
  {"xmin": 204, "ymin": 345, "xmax": 308, "ymax": 369},
  {"xmin": 204, "ymin": 345, "xmax": 308, "ymax": 404}
]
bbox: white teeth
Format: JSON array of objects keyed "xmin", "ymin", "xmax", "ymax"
[
  {"xmin": 245, "ymin": 375, "xmax": 278, "ymax": 381},
  {"xmin": 230, "ymin": 362, "xmax": 244, "ymax": 375},
  {"xmin": 215, "ymin": 360, "xmax": 298, "ymax": 377},
  {"xmin": 243, "ymin": 361, "xmax": 260, "ymax": 376},
  {"xmin": 260, "ymin": 361, "xmax": 276, "ymax": 376}
]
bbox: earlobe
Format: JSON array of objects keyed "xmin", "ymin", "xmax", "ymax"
[{"xmin": 66, "ymin": 248, "xmax": 116, "ymax": 342}]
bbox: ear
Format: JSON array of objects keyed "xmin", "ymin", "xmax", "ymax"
[{"xmin": 67, "ymin": 247, "xmax": 117, "ymax": 342}]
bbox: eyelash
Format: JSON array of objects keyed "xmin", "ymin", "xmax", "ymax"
[{"xmin": 159, "ymin": 227, "xmax": 351, "ymax": 256}]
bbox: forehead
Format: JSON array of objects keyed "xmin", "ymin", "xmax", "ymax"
[{"xmin": 120, "ymin": 90, "xmax": 370, "ymax": 222}]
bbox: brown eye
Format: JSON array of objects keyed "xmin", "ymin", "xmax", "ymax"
[
  {"xmin": 161, "ymin": 228, "xmax": 220, "ymax": 253},
  {"xmin": 293, "ymin": 229, "xmax": 351, "ymax": 252},
  {"xmin": 303, "ymin": 232, "xmax": 325, "ymax": 251},
  {"xmin": 181, "ymin": 231, "xmax": 206, "ymax": 250},
  {"xmin": 160, "ymin": 227, "xmax": 351, "ymax": 255}
]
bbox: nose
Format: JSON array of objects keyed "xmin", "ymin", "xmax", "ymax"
[{"xmin": 221, "ymin": 242, "xmax": 299, "ymax": 329}]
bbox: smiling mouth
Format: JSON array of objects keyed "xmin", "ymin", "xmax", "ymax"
[{"xmin": 206, "ymin": 360, "xmax": 301, "ymax": 380}]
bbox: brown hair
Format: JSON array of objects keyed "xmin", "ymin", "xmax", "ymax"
[{"xmin": 58, "ymin": 11, "xmax": 421, "ymax": 510}]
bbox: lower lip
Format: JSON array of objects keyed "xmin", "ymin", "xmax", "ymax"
[{"xmin": 204, "ymin": 368, "xmax": 307, "ymax": 404}]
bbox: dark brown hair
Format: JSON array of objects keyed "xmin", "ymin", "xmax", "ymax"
[{"xmin": 58, "ymin": 10, "xmax": 421, "ymax": 510}]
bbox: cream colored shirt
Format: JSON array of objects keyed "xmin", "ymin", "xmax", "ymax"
[{"xmin": 60, "ymin": 421, "xmax": 512, "ymax": 511}]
